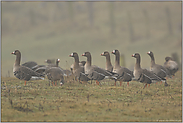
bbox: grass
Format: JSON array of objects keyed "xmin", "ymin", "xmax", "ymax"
[{"xmin": 1, "ymin": 71, "xmax": 182, "ymax": 122}]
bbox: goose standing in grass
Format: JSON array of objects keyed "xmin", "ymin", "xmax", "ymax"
[
  {"xmin": 111, "ymin": 49, "xmax": 133, "ymax": 86},
  {"xmin": 45, "ymin": 67, "xmax": 65, "ymax": 86},
  {"xmin": 164, "ymin": 56, "xmax": 179, "ymax": 77},
  {"xmin": 147, "ymin": 51, "xmax": 169, "ymax": 86},
  {"xmin": 69, "ymin": 52, "xmax": 90, "ymax": 83},
  {"xmin": 82, "ymin": 51, "xmax": 116, "ymax": 85},
  {"xmin": 11, "ymin": 50, "xmax": 45, "ymax": 86},
  {"xmin": 101, "ymin": 51, "xmax": 113, "ymax": 72},
  {"xmin": 132, "ymin": 53, "xmax": 162, "ymax": 89}
]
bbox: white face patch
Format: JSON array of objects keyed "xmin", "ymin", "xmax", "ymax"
[
  {"xmin": 101, "ymin": 52, "xmax": 104, "ymax": 55},
  {"xmin": 132, "ymin": 54, "xmax": 135, "ymax": 56},
  {"xmin": 112, "ymin": 50, "xmax": 115, "ymax": 53},
  {"xmin": 148, "ymin": 51, "xmax": 151, "ymax": 54},
  {"xmin": 58, "ymin": 59, "xmax": 60, "ymax": 62},
  {"xmin": 70, "ymin": 53, "xmax": 73, "ymax": 56}
]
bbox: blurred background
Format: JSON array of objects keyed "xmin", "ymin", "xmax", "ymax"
[{"xmin": 2, "ymin": 1, "xmax": 182, "ymax": 77}]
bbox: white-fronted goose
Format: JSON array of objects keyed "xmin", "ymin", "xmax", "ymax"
[
  {"xmin": 45, "ymin": 67, "xmax": 65, "ymax": 86},
  {"xmin": 164, "ymin": 56, "xmax": 179, "ymax": 77},
  {"xmin": 101, "ymin": 51, "xmax": 113, "ymax": 72},
  {"xmin": 82, "ymin": 52, "xmax": 116, "ymax": 85},
  {"xmin": 147, "ymin": 51, "xmax": 169, "ymax": 86},
  {"xmin": 132, "ymin": 53, "xmax": 162, "ymax": 88},
  {"xmin": 11, "ymin": 50, "xmax": 45, "ymax": 86},
  {"xmin": 69, "ymin": 52, "xmax": 90, "ymax": 82},
  {"xmin": 111, "ymin": 49, "xmax": 133, "ymax": 86}
]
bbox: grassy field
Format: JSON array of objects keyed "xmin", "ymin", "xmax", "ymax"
[{"xmin": 1, "ymin": 71, "xmax": 182, "ymax": 122}]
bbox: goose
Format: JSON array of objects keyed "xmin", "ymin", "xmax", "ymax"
[
  {"xmin": 111, "ymin": 49, "xmax": 133, "ymax": 86},
  {"xmin": 69, "ymin": 52, "xmax": 90, "ymax": 83},
  {"xmin": 11, "ymin": 50, "xmax": 44, "ymax": 86},
  {"xmin": 132, "ymin": 53, "xmax": 162, "ymax": 89},
  {"xmin": 101, "ymin": 51, "xmax": 113, "ymax": 72},
  {"xmin": 82, "ymin": 52, "xmax": 116, "ymax": 85},
  {"xmin": 45, "ymin": 67, "xmax": 65, "ymax": 86},
  {"xmin": 164, "ymin": 56, "xmax": 179, "ymax": 77},
  {"xmin": 147, "ymin": 51, "xmax": 169, "ymax": 86}
]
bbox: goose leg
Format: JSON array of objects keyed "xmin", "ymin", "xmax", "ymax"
[
  {"xmin": 127, "ymin": 82, "xmax": 129, "ymax": 86},
  {"xmin": 143, "ymin": 84, "xmax": 147, "ymax": 89},
  {"xmin": 114, "ymin": 80, "xmax": 116, "ymax": 86},
  {"xmin": 160, "ymin": 81, "xmax": 162, "ymax": 84},
  {"xmin": 96, "ymin": 80, "xmax": 99, "ymax": 85},
  {"xmin": 52, "ymin": 81, "xmax": 54, "ymax": 86},
  {"xmin": 148, "ymin": 84, "xmax": 150, "ymax": 87},
  {"xmin": 55, "ymin": 81, "xmax": 57, "ymax": 86},
  {"xmin": 24, "ymin": 81, "xmax": 27, "ymax": 86},
  {"xmin": 120, "ymin": 81, "xmax": 122, "ymax": 86}
]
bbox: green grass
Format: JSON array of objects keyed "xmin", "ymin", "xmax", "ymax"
[{"xmin": 1, "ymin": 71, "xmax": 182, "ymax": 122}]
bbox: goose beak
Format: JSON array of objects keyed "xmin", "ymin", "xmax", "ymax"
[
  {"xmin": 11, "ymin": 52, "xmax": 14, "ymax": 54},
  {"xmin": 132, "ymin": 54, "xmax": 135, "ymax": 57},
  {"xmin": 101, "ymin": 53, "xmax": 104, "ymax": 56},
  {"xmin": 81, "ymin": 53, "xmax": 85, "ymax": 56}
]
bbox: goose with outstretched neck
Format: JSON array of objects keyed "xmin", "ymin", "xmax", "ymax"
[
  {"xmin": 101, "ymin": 51, "xmax": 113, "ymax": 72},
  {"xmin": 111, "ymin": 49, "xmax": 133, "ymax": 86},
  {"xmin": 69, "ymin": 52, "xmax": 90, "ymax": 83},
  {"xmin": 11, "ymin": 50, "xmax": 44, "ymax": 86},
  {"xmin": 82, "ymin": 51, "xmax": 116, "ymax": 85},
  {"xmin": 147, "ymin": 51, "xmax": 169, "ymax": 86},
  {"xmin": 132, "ymin": 53, "xmax": 161, "ymax": 89}
]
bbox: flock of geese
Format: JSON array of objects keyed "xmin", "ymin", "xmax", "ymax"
[{"xmin": 11, "ymin": 49, "xmax": 179, "ymax": 89}]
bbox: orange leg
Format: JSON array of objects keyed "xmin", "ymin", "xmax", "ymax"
[
  {"xmin": 55, "ymin": 81, "xmax": 57, "ymax": 86},
  {"xmin": 143, "ymin": 84, "xmax": 147, "ymax": 89},
  {"xmin": 156, "ymin": 82, "xmax": 158, "ymax": 84},
  {"xmin": 52, "ymin": 82, "xmax": 54, "ymax": 86},
  {"xmin": 120, "ymin": 81, "xmax": 122, "ymax": 86},
  {"xmin": 127, "ymin": 82, "xmax": 129, "ymax": 87},
  {"xmin": 160, "ymin": 81, "xmax": 162, "ymax": 84},
  {"xmin": 114, "ymin": 81, "xmax": 116, "ymax": 86},
  {"xmin": 148, "ymin": 84, "xmax": 150, "ymax": 87},
  {"xmin": 24, "ymin": 81, "xmax": 27, "ymax": 86},
  {"xmin": 96, "ymin": 80, "xmax": 99, "ymax": 85}
]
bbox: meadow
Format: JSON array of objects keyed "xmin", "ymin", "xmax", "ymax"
[
  {"xmin": 1, "ymin": 2, "xmax": 182, "ymax": 122},
  {"xmin": 1, "ymin": 71, "xmax": 182, "ymax": 122}
]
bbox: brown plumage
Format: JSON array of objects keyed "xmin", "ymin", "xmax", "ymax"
[
  {"xmin": 101, "ymin": 51, "xmax": 113, "ymax": 72},
  {"xmin": 111, "ymin": 49, "xmax": 133, "ymax": 86},
  {"xmin": 132, "ymin": 53, "xmax": 162, "ymax": 89},
  {"xmin": 69, "ymin": 52, "xmax": 90, "ymax": 82},
  {"xmin": 147, "ymin": 51, "xmax": 169, "ymax": 86},
  {"xmin": 82, "ymin": 52, "xmax": 116, "ymax": 85},
  {"xmin": 45, "ymin": 67, "xmax": 65, "ymax": 86},
  {"xmin": 164, "ymin": 56, "xmax": 179, "ymax": 77},
  {"xmin": 11, "ymin": 50, "xmax": 44, "ymax": 86}
]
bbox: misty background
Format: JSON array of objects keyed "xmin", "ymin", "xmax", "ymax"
[{"xmin": 2, "ymin": 1, "xmax": 182, "ymax": 77}]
